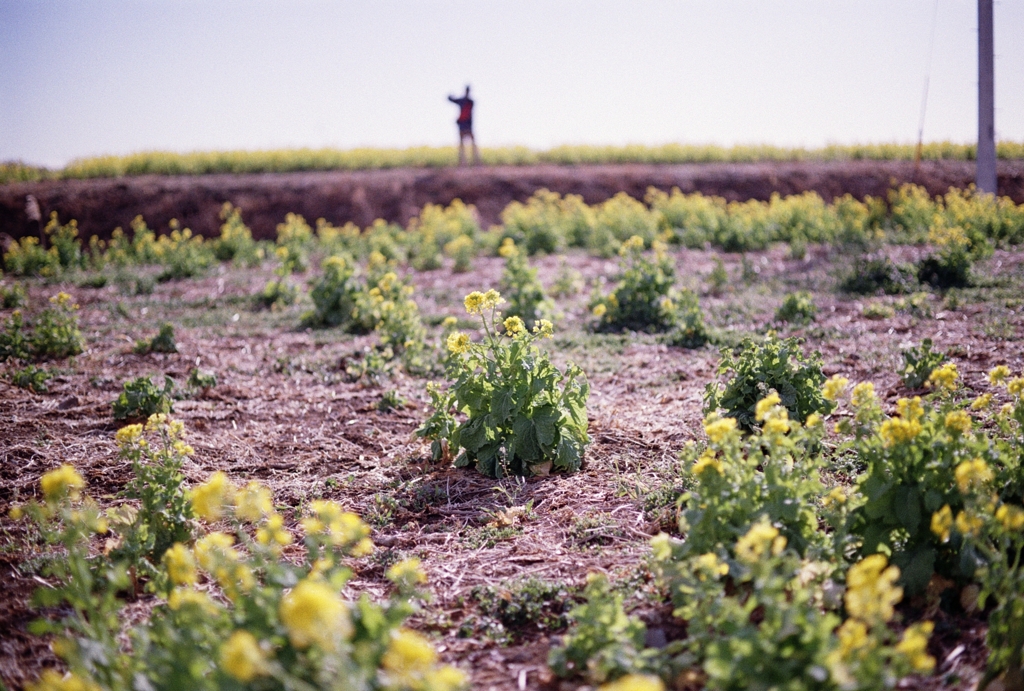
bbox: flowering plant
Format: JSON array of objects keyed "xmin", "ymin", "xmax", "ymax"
[{"xmin": 417, "ymin": 289, "xmax": 589, "ymax": 478}]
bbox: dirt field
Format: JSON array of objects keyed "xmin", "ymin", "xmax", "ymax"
[
  {"xmin": 2, "ymin": 239, "xmax": 1022, "ymax": 690},
  {"xmin": 3, "ymin": 159, "xmax": 1024, "ymax": 243}
]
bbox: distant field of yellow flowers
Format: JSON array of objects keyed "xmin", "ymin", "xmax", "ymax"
[{"xmin": 3, "ymin": 140, "xmax": 1024, "ymax": 183}]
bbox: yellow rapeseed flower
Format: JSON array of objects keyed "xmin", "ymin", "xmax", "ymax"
[
  {"xmin": 592, "ymin": 303, "xmax": 607, "ymax": 318},
  {"xmin": 115, "ymin": 424, "xmax": 144, "ymax": 446},
  {"xmin": 692, "ymin": 450, "xmax": 723, "ymax": 477},
  {"xmin": 895, "ymin": 396, "xmax": 924, "ymax": 423},
  {"xmin": 167, "ymin": 588, "xmax": 220, "ymax": 615},
  {"xmin": 533, "ymin": 319, "xmax": 554, "ymax": 338},
  {"xmin": 735, "ymin": 521, "xmax": 786, "ymax": 563},
  {"xmin": 220, "ymin": 630, "xmax": 269, "ymax": 682},
  {"xmin": 280, "ymin": 579, "xmax": 351, "ymax": 649},
  {"xmin": 25, "ymin": 669, "xmax": 101, "ymax": 691},
  {"xmin": 163, "ymin": 543, "xmax": 197, "ymax": 586},
  {"xmin": 850, "ymin": 382, "xmax": 876, "ymax": 408},
  {"xmin": 822, "ymin": 375, "xmax": 849, "ymax": 402},
  {"xmin": 995, "ymin": 504, "xmax": 1024, "ymax": 531},
  {"xmin": 189, "ymin": 471, "xmax": 237, "ymax": 522},
  {"xmin": 896, "ymin": 621, "xmax": 935, "ymax": 673},
  {"xmin": 931, "ymin": 505, "xmax": 953, "ymax": 542},
  {"xmin": 498, "ymin": 237, "xmax": 518, "ymax": 258},
  {"xmin": 822, "ymin": 487, "xmax": 847, "ymax": 508},
  {"xmin": 447, "ymin": 332, "xmax": 470, "ymax": 354},
  {"xmin": 845, "ymin": 554, "xmax": 902, "ymax": 624},
  {"xmin": 988, "ymin": 365, "xmax": 1011, "ymax": 385},
  {"xmin": 955, "ymin": 510, "xmax": 983, "ymax": 537},
  {"xmin": 382, "ymin": 628, "xmax": 437, "ymax": 685},
  {"xmin": 763, "ymin": 418, "xmax": 791, "ymax": 435},
  {"xmin": 599, "ymin": 674, "xmax": 666, "ymax": 691},
  {"xmin": 423, "ymin": 666, "xmax": 469, "ymax": 691},
  {"xmin": 1008, "ymin": 378, "xmax": 1024, "ymax": 397},
  {"xmin": 703, "ymin": 415, "xmax": 737, "ymax": 444},
  {"xmin": 463, "ymin": 291, "xmax": 485, "ymax": 314},
  {"xmin": 619, "ymin": 235, "xmax": 645, "ymax": 255},
  {"xmin": 832, "ymin": 618, "xmax": 871, "ymax": 661},
  {"xmin": 944, "ymin": 411, "xmax": 972, "ymax": 435},
  {"xmin": 503, "ymin": 315, "xmax": 525, "ymax": 336},
  {"xmin": 256, "ymin": 513, "xmax": 293, "ymax": 549},
  {"xmin": 387, "ymin": 558, "xmax": 427, "ymax": 587},
  {"xmin": 755, "ymin": 393, "xmax": 782, "ymax": 422},
  {"xmin": 955, "ymin": 458, "xmax": 993, "ymax": 493},
  {"xmin": 927, "ymin": 363, "xmax": 958, "ymax": 391},
  {"xmin": 694, "ymin": 552, "xmax": 729, "ymax": 581},
  {"xmin": 41, "ymin": 465, "xmax": 85, "ymax": 503},
  {"xmin": 442, "ymin": 316, "xmax": 458, "ymax": 328},
  {"xmin": 234, "ymin": 481, "xmax": 274, "ymax": 523},
  {"xmin": 481, "ymin": 289, "xmax": 503, "ymax": 309},
  {"xmin": 879, "ymin": 418, "xmax": 922, "ymax": 447},
  {"xmin": 971, "ymin": 393, "xmax": 993, "ymax": 411}
]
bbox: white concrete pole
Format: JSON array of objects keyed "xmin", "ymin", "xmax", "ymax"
[{"xmin": 977, "ymin": 0, "xmax": 997, "ymax": 194}]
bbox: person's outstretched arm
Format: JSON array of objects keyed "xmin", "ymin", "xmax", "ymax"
[{"xmin": 448, "ymin": 95, "xmax": 460, "ymax": 104}]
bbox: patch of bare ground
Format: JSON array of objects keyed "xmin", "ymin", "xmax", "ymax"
[{"xmin": 1, "ymin": 243, "xmax": 1022, "ymax": 690}]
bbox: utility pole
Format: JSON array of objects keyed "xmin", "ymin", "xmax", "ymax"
[{"xmin": 977, "ymin": 0, "xmax": 997, "ymax": 194}]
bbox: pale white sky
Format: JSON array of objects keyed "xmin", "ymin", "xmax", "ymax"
[{"xmin": 2, "ymin": 0, "xmax": 1022, "ymax": 168}]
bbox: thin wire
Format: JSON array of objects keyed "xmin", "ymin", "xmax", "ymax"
[{"xmin": 916, "ymin": 0, "xmax": 941, "ymax": 163}]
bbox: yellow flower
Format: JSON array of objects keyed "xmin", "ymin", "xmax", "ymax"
[
  {"xmin": 442, "ymin": 316, "xmax": 458, "ymax": 328},
  {"xmin": 763, "ymin": 418, "xmax": 790, "ymax": 435},
  {"xmin": 619, "ymin": 235, "xmax": 645, "ymax": 255},
  {"xmin": 9, "ymin": 505, "xmax": 24, "ymax": 520},
  {"xmin": 234, "ymin": 481, "xmax": 274, "ymax": 522},
  {"xmin": 833, "ymin": 618, "xmax": 871, "ymax": 661},
  {"xmin": 220, "ymin": 630, "xmax": 269, "ymax": 682},
  {"xmin": 256, "ymin": 513, "xmax": 293, "ymax": 549},
  {"xmin": 988, "ymin": 365, "xmax": 1011, "ymax": 385},
  {"xmin": 931, "ymin": 505, "xmax": 953, "ymax": 542},
  {"xmin": 850, "ymin": 382, "xmax": 876, "ymax": 408},
  {"xmin": 189, "ymin": 471, "xmax": 236, "ymax": 522},
  {"xmin": 163, "ymin": 543, "xmax": 197, "ymax": 585},
  {"xmin": 1008, "ymin": 378, "xmax": 1024, "ymax": 397},
  {"xmin": 463, "ymin": 291, "xmax": 485, "ymax": 314},
  {"xmin": 995, "ymin": 504, "xmax": 1024, "ymax": 531},
  {"xmin": 703, "ymin": 415, "xmax": 737, "ymax": 444},
  {"xmin": 41, "ymin": 465, "xmax": 85, "ymax": 503},
  {"xmin": 823, "ymin": 487, "xmax": 847, "ymax": 508},
  {"xmin": 115, "ymin": 424, "xmax": 144, "ymax": 445},
  {"xmin": 25, "ymin": 670, "xmax": 101, "ymax": 691},
  {"xmin": 822, "ymin": 375, "xmax": 849, "ymax": 402},
  {"xmin": 423, "ymin": 666, "xmax": 469, "ymax": 691},
  {"xmin": 167, "ymin": 588, "xmax": 220, "ymax": 615},
  {"xmin": 481, "ymin": 289, "xmax": 504, "ymax": 309},
  {"xmin": 381, "ymin": 628, "xmax": 437, "ymax": 684},
  {"xmin": 304, "ymin": 501, "xmax": 373, "ymax": 553},
  {"xmin": 735, "ymin": 521, "xmax": 786, "ymax": 563},
  {"xmin": 944, "ymin": 411, "xmax": 972, "ymax": 435},
  {"xmin": 599, "ymin": 674, "xmax": 666, "ymax": 691},
  {"xmin": 694, "ymin": 552, "xmax": 729, "ymax": 580},
  {"xmin": 955, "ymin": 458, "xmax": 993, "ymax": 493},
  {"xmin": 280, "ymin": 579, "xmax": 352, "ymax": 649},
  {"xmin": 145, "ymin": 413, "xmax": 168, "ymax": 431},
  {"xmin": 498, "ymin": 237, "xmax": 518, "ymax": 257},
  {"xmin": 879, "ymin": 418, "xmax": 922, "ymax": 447},
  {"xmin": 755, "ymin": 393, "xmax": 782, "ymax": 422},
  {"xmin": 896, "ymin": 396, "xmax": 924, "ymax": 423},
  {"xmin": 896, "ymin": 621, "xmax": 935, "ymax": 673},
  {"xmin": 845, "ymin": 554, "xmax": 902, "ymax": 624},
  {"xmin": 592, "ymin": 303, "xmax": 607, "ymax": 318},
  {"xmin": 446, "ymin": 331, "xmax": 471, "ymax": 354},
  {"xmin": 220, "ymin": 630, "xmax": 268, "ymax": 679},
  {"xmin": 194, "ymin": 532, "xmax": 254, "ymax": 597},
  {"xmin": 955, "ymin": 510, "xmax": 983, "ymax": 537},
  {"xmin": 805, "ymin": 412, "xmax": 822, "ymax": 428},
  {"xmin": 692, "ymin": 450, "xmax": 722, "ymax": 477},
  {"xmin": 927, "ymin": 363, "xmax": 958, "ymax": 391},
  {"xmin": 387, "ymin": 558, "xmax": 427, "ymax": 587},
  {"xmin": 503, "ymin": 315, "xmax": 525, "ymax": 336},
  {"xmin": 533, "ymin": 319, "xmax": 554, "ymax": 338},
  {"xmin": 971, "ymin": 393, "xmax": 993, "ymax": 411}
]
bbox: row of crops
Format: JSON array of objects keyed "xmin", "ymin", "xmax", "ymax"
[
  {"xmin": 3, "ymin": 140, "xmax": 1024, "ymax": 183},
  {"xmin": 2, "ymin": 183, "xmax": 1024, "ymax": 691}
]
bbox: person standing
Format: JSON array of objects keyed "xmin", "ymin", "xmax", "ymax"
[{"xmin": 448, "ymin": 85, "xmax": 481, "ymax": 166}]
